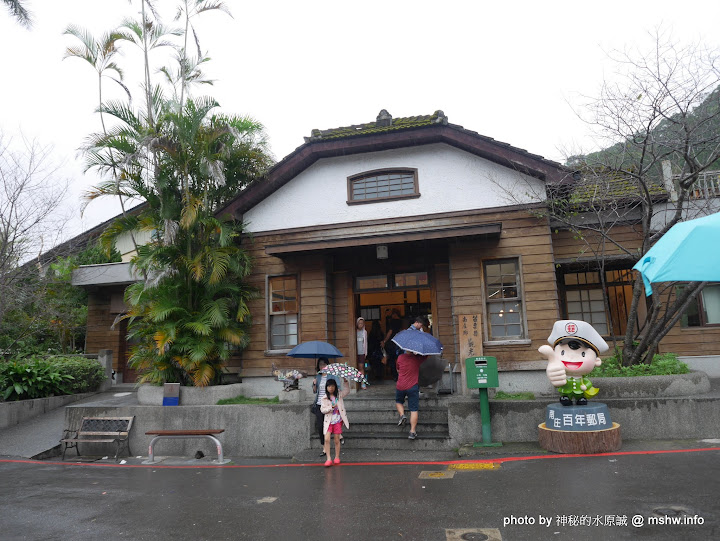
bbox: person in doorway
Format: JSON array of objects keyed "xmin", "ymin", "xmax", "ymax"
[
  {"xmin": 320, "ymin": 377, "xmax": 350, "ymax": 466},
  {"xmin": 409, "ymin": 316, "xmax": 425, "ymax": 332},
  {"xmin": 312, "ymin": 357, "xmax": 343, "ymax": 455},
  {"xmin": 381, "ymin": 309, "xmax": 403, "ymax": 381},
  {"xmin": 367, "ymin": 322, "xmax": 385, "ymax": 381},
  {"xmin": 395, "ymin": 350, "xmax": 428, "ymax": 440},
  {"xmin": 355, "ymin": 317, "xmax": 368, "ymax": 390}
]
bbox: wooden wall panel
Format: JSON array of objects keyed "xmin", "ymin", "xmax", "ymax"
[
  {"xmin": 241, "ymin": 208, "xmax": 565, "ymax": 376},
  {"xmin": 552, "ymin": 225, "xmax": 644, "ymax": 262},
  {"xmin": 433, "ymin": 264, "xmax": 456, "ymax": 363},
  {"xmin": 448, "ymin": 210, "xmax": 560, "ymax": 369},
  {"xmin": 332, "ymin": 272, "xmax": 351, "ymax": 358},
  {"xmin": 84, "ymin": 287, "xmax": 126, "ymax": 371},
  {"xmin": 659, "ymin": 325, "xmax": 720, "ymax": 356}
]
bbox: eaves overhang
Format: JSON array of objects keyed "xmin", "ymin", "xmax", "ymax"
[
  {"xmin": 71, "ymin": 262, "xmax": 140, "ymax": 287},
  {"xmin": 265, "ymin": 222, "xmax": 502, "ymax": 256}
]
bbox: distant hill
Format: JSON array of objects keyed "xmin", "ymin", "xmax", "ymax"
[{"xmin": 567, "ymin": 84, "xmax": 720, "ymax": 175}]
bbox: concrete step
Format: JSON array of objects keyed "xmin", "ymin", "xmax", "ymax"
[
  {"xmin": 312, "ymin": 432, "xmax": 452, "ymax": 451},
  {"xmin": 343, "ymin": 396, "xmax": 451, "ymax": 409},
  {"xmin": 341, "ymin": 408, "xmax": 449, "ymax": 424},
  {"xmin": 348, "ymin": 421, "xmax": 449, "ymax": 434}
]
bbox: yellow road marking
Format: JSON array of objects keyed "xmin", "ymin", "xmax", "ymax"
[{"xmin": 448, "ymin": 463, "xmax": 501, "ymax": 471}]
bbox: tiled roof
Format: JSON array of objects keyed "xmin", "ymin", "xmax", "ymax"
[
  {"xmin": 304, "ymin": 110, "xmax": 448, "ymax": 142},
  {"xmin": 567, "ymin": 171, "xmax": 667, "ymax": 205},
  {"xmin": 218, "ymin": 109, "xmax": 571, "ymax": 217}
]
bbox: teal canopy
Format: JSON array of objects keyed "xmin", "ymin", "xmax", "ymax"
[{"xmin": 633, "ymin": 211, "xmax": 720, "ymax": 296}]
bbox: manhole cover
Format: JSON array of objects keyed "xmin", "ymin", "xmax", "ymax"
[
  {"xmin": 461, "ymin": 534, "xmax": 488, "ymax": 541},
  {"xmin": 445, "ymin": 528, "xmax": 502, "ymax": 541},
  {"xmin": 652, "ymin": 506, "xmax": 691, "ymax": 517}
]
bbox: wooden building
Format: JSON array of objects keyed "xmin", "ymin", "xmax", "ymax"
[{"xmin": 75, "ymin": 110, "xmax": 720, "ymax": 383}]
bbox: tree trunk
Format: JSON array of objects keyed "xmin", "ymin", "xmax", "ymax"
[{"xmin": 539, "ymin": 422, "xmax": 621, "ymax": 454}]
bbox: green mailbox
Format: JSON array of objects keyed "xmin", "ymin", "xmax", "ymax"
[
  {"xmin": 464, "ymin": 356, "xmax": 501, "ymax": 447},
  {"xmin": 465, "ymin": 356, "xmax": 499, "ymax": 388}
]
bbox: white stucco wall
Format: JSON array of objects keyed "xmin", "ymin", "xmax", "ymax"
[
  {"xmin": 243, "ymin": 143, "xmax": 547, "ymax": 233},
  {"xmin": 115, "ymin": 229, "xmax": 153, "ymax": 262}
]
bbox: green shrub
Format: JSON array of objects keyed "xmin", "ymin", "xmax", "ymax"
[
  {"xmin": 0, "ymin": 359, "xmax": 74, "ymax": 401},
  {"xmin": 590, "ymin": 350, "xmax": 690, "ymax": 377},
  {"xmin": 47, "ymin": 356, "xmax": 106, "ymax": 394}
]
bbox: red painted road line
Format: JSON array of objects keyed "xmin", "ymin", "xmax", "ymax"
[{"xmin": 2, "ymin": 446, "xmax": 720, "ymax": 469}]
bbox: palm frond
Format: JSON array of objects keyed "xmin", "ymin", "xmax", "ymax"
[{"xmin": 184, "ymin": 319, "xmax": 212, "ymax": 336}]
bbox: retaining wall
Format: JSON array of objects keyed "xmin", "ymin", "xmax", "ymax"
[
  {"xmin": 0, "ymin": 393, "xmax": 95, "ymax": 430},
  {"xmin": 65, "ymin": 393, "xmax": 720, "ymax": 457},
  {"xmin": 448, "ymin": 395, "xmax": 720, "ymax": 445},
  {"xmin": 65, "ymin": 403, "xmax": 311, "ymax": 458}
]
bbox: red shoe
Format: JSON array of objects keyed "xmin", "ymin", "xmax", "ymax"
[
  {"xmin": 324, "ymin": 459, "xmax": 332, "ymax": 467},
  {"xmin": 333, "ymin": 458, "xmax": 341, "ymax": 465}
]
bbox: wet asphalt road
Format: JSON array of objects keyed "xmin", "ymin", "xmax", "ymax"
[{"xmin": 1, "ymin": 449, "xmax": 718, "ymax": 541}]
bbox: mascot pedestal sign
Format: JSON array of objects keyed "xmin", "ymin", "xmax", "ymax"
[{"xmin": 537, "ymin": 320, "xmax": 621, "ymax": 454}]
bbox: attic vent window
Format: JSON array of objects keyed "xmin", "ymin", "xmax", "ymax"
[{"xmin": 347, "ymin": 168, "xmax": 420, "ymax": 205}]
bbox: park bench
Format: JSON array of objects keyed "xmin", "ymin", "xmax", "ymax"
[
  {"xmin": 60, "ymin": 416, "xmax": 135, "ymax": 462},
  {"xmin": 143, "ymin": 429, "xmax": 229, "ymax": 464}
]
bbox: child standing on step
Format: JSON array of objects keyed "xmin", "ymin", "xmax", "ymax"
[{"xmin": 320, "ymin": 377, "xmax": 350, "ymax": 466}]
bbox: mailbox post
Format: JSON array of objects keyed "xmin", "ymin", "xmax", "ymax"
[{"xmin": 465, "ymin": 356, "xmax": 502, "ymax": 447}]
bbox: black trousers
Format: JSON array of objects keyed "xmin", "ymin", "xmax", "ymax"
[{"xmin": 314, "ymin": 405, "xmax": 325, "ymax": 443}]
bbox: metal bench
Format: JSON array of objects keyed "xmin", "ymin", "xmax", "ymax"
[
  {"xmin": 143, "ymin": 429, "xmax": 229, "ymax": 464},
  {"xmin": 60, "ymin": 416, "xmax": 134, "ymax": 461}
]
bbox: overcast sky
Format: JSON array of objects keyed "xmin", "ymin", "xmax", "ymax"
[{"xmin": 1, "ymin": 0, "xmax": 719, "ymax": 246}]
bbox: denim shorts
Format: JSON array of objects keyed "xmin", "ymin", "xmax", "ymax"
[{"xmin": 395, "ymin": 384, "xmax": 420, "ymax": 412}]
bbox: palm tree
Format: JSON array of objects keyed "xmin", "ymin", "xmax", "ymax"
[
  {"xmin": 118, "ymin": 16, "xmax": 182, "ymax": 129},
  {"xmin": 63, "ymin": 26, "xmax": 129, "ymax": 135},
  {"xmin": 3, "ymin": 0, "xmax": 32, "ymax": 28},
  {"xmin": 173, "ymin": 0, "xmax": 232, "ymax": 107},
  {"xmin": 85, "ymin": 96, "xmax": 273, "ymax": 386}
]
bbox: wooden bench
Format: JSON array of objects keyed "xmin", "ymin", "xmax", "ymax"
[
  {"xmin": 60, "ymin": 416, "xmax": 134, "ymax": 462},
  {"xmin": 143, "ymin": 429, "xmax": 229, "ymax": 464}
]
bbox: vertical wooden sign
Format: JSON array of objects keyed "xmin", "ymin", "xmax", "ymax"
[{"xmin": 458, "ymin": 314, "xmax": 483, "ymax": 394}]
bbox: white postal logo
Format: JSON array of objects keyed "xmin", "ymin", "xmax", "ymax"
[{"xmin": 565, "ymin": 322, "xmax": 578, "ymax": 335}]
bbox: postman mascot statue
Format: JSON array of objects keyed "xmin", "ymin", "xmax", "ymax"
[{"xmin": 538, "ymin": 320, "xmax": 609, "ymax": 406}]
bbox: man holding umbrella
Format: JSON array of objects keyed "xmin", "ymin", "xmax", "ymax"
[
  {"xmin": 391, "ymin": 329, "xmax": 443, "ymax": 440},
  {"xmin": 395, "ymin": 350, "xmax": 427, "ymax": 440}
]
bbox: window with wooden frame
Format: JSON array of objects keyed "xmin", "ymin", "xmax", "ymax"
[
  {"xmin": 484, "ymin": 259, "xmax": 527, "ymax": 340},
  {"xmin": 682, "ymin": 284, "xmax": 720, "ymax": 327},
  {"xmin": 268, "ymin": 275, "xmax": 298, "ymax": 350},
  {"xmin": 560, "ymin": 268, "xmax": 635, "ymax": 337},
  {"xmin": 347, "ymin": 168, "xmax": 419, "ymax": 204}
]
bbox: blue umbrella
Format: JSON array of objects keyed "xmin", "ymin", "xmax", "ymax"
[
  {"xmin": 633, "ymin": 211, "xmax": 720, "ymax": 296},
  {"xmin": 286, "ymin": 341, "xmax": 343, "ymax": 359},
  {"xmin": 391, "ymin": 329, "xmax": 443, "ymax": 356}
]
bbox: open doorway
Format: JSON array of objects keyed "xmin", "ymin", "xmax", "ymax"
[
  {"xmin": 354, "ymin": 271, "xmax": 433, "ymax": 380},
  {"xmin": 355, "ymin": 271, "xmax": 433, "ymax": 335}
]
